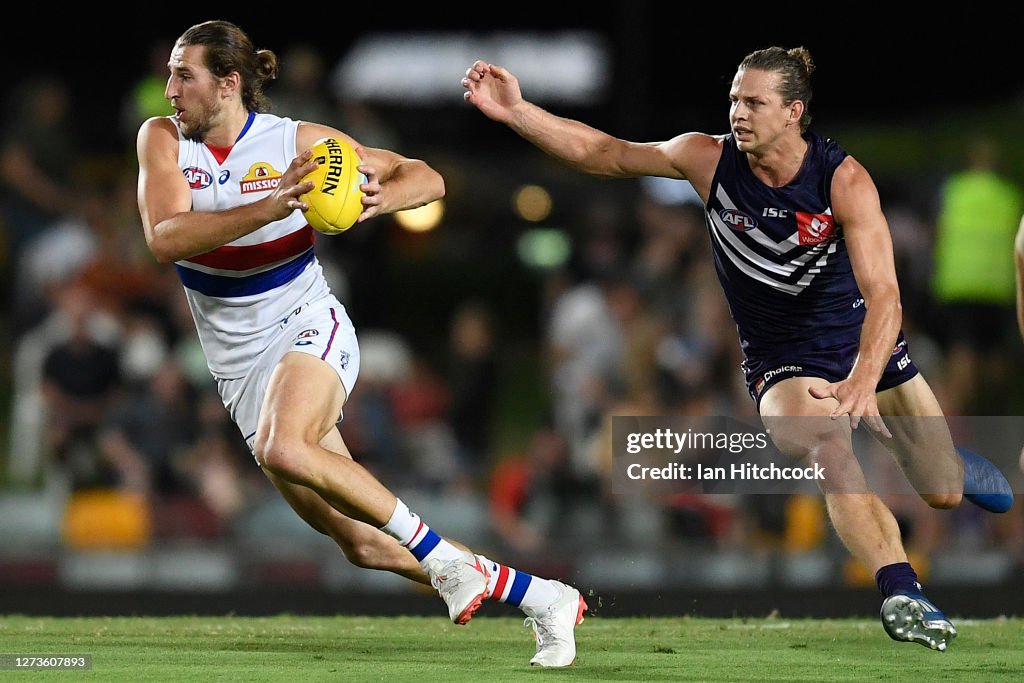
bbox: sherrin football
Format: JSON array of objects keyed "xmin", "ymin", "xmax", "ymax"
[{"xmin": 300, "ymin": 137, "xmax": 365, "ymax": 234}]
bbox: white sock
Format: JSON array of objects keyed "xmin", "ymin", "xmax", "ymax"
[
  {"xmin": 380, "ymin": 498, "xmax": 465, "ymax": 568},
  {"xmin": 477, "ymin": 554, "xmax": 561, "ymax": 614}
]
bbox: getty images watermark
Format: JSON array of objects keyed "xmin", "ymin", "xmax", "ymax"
[
  {"xmin": 623, "ymin": 428, "xmax": 825, "ymax": 483},
  {"xmin": 610, "ymin": 415, "xmax": 1024, "ymax": 495}
]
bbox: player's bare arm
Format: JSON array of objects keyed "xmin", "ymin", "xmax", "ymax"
[
  {"xmin": 463, "ymin": 60, "xmax": 717, "ymax": 183},
  {"xmin": 1015, "ymin": 215, "xmax": 1024, "ymax": 341},
  {"xmin": 137, "ymin": 116, "xmax": 317, "ymax": 263},
  {"xmin": 809, "ymin": 156, "xmax": 900, "ymax": 436},
  {"xmin": 297, "ymin": 122, "xmax": 443, "ymax": 222}
]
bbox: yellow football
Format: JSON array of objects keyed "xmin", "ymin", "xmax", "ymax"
[{"xmin": 300, "ymin": 137, "xmax": 365, "ymax": 234}]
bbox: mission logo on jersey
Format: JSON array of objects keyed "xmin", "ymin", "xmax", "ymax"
[{"xmin": 240, "ymin": 162, "xmax": 283, "ymax": 194}]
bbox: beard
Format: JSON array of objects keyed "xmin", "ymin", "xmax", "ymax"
[
  {"xmin": 179, "ymin": 99, "xmax": 220, "ymax": 142},
  {"xmin": 180, "ymin": 118, "xmax": 210, "ymax": 142}
]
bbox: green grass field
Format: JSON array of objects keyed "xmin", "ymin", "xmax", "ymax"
[{"xmin": 1, "ymin": 614, "xmax": 1022, "ymax": 681}]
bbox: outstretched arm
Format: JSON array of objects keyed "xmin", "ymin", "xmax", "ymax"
[
  {"xmin": 297, "ymin": 123, "xmax": 444, "ymax": 224},
  {"xmin": 462, "ymin": 60, "xmax": 708, "ymax": 182}
]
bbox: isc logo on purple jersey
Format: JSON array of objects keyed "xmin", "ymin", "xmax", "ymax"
[
  {"xmin": 720, "ymin": 208, "xmax": 757, "ymax": 232},
  {"xmin": 183, "ymin": 166, "xmax": 213, "ymax": 189}
]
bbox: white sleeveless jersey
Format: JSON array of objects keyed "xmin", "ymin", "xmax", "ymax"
[{"xmin": 174, "ymin": 112, "xmax": 333, "ymax": 379}]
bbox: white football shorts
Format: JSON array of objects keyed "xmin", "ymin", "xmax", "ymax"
[{"xmin": 215, "ymin": 296, "xmax": 361, "ymax": 454}]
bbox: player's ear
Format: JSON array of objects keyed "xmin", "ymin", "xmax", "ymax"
[
  {"xmin": 220, "ymin": 71, "xmax": 241, "ymax": 98},
  {"xmin": 788, "ymin": 100, "xmax": 805, "ymax": 128}
]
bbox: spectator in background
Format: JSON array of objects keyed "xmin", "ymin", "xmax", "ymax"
[
  {"xmin": 120, "ymin": 40, "xmax": 176, "ymax": 145},
  {"xmin": 389, "ymin": 353, "xmax": 467, "ymax": 492},
  {"xmin": 15, "ymin": 172, "xmax": 157, "ymax": 335},
  {"xmin": 447, "ymin": 300, "xmax": 498, "ymax": 475},
  {"xmin": 602, "ymin": 271, "xmax": 664, "ymax": 406},
  {"xmin": 930, "ymin": 136, "xmax": 1023, "ymax": 413},
  {"xmin": 333, "ymin": 329, "xmax": 410, "ymax": 482},
  {"xmin": 544, "ymin": 228, "xmax": 626, "ymax": 485},
  {"xmin": 1, "ymin": 77, "xmax": 80, "ymax": 277},
  {"xmin": 626, "ymin": 192, "xmax": 748, "ymax": 415},
  {"xmin": 627, "ymin": 189, "xmax": 704, "ymax": 329},
  {"xmin": 488, "ymin": 427, "xmax": 571, "ymax": 555},
  {"xmin": 178, "ymin": 387, "xmax": 260, "ymax": 525},
  {"xmin": 97, "ymin": 359, "xmax": 198, "ymax": 496},
  {"xmin": 40, "ymin": 286, "xmax": 123, "ymax": 489},
  {"xmin": 13, "ymin": 189, "xmax": 101, "ymax": 333}
]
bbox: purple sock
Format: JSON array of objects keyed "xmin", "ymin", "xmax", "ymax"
[{"xmin": 875, "ymin": 562, "xmax": 922, "ymax": 598}]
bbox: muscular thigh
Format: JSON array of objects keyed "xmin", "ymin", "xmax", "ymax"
[
  {"xmin": 259, "ymin": 352, "xmax": 348, "ymax": 445},
  {"xmin": 759, "ymin": 377, "xmax": 865, "ymax": 492},
  {"xmin": 759, "ymin": 376, "xmax": 853, "ymax": 457},
  {"xmin": 216, "ymin": 301, "xmax": 360, "ymax": 454},
  {"xmin": 875, "ymin": 373, "xmax": 943, "ymax": 417},
  {"xmin": 873, "ymin": 374, "xmax": 960, "ymax": 489}
]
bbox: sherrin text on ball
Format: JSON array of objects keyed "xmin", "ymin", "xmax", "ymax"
[{"xmin": 300, "ymin": 137, "xmax": 364, "ymax": 234}]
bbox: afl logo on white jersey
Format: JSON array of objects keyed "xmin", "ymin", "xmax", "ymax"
[{"xmin": 183, "ymin": 166, "xmax": 213, "ymax": 189}]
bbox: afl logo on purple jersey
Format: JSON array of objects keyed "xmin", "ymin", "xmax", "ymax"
[
  {"xmin": 720, "ymin": 208, "xmax": 757, "ymax": 232},
  {"xmin": 183, "ymin": 167, "xmax": 213, "ymax": 189}
]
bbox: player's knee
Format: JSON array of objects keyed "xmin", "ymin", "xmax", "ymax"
[
  {"xmin": 253, "ymin": 431, "xmax": 309, "ymax": 482},
  {"xmin": 922, "ymin": 491, "xmax": 962, "ymax": 509},
  {"xmin": 772, "ymin": 426, "xmax": 848, "ymax": 463},
  {"xmin": 801, "ymin": 434, "xmax": 862, "ymax": 493},
  {"xmin": 341, "ymin": 542, "xmax": 378, "ymax": 569},
  {"xmin": 804, "ymin": 433, "xmax": 854, "ymax": 469}
]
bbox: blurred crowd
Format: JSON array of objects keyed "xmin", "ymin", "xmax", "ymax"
[{"xmin": 2, "ymin": 45, "xmax": 1023, "ymax": 587}]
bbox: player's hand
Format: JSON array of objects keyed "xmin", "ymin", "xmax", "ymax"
[
  {"xmin": 355, "ymin": 146, "xmax": 383, "ymax": 223},
  {"xmin": 268, "ymin": 148, "xmax": 317, "ymax": 219},
  {"xmin": 462, "ymin": 60, "xmax": 523, "ymax": 123},
  {"xmin": 808, "ymin": 379, "xmax": 892, "ymax": 438}
]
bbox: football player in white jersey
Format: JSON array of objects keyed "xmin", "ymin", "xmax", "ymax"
[{"xmin": 136, "ymin": 20, "xmax": 584, "ymax": 667}]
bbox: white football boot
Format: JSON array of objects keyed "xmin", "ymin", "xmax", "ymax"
[
  {"xmin": 523, "ymin": 580, "xmax": 587, "ymax": 667},
  {"xmin": 426, "ymin": 554, "xmax": 490, "ymax": 625}
]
